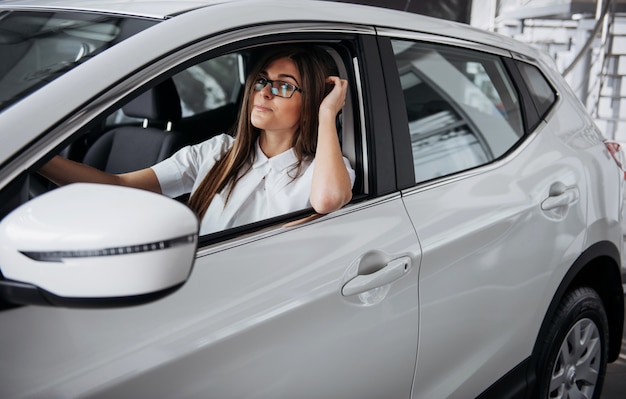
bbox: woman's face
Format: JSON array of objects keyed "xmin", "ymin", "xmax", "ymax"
[{"xmin": 250, "ymin": 57, "xmax": 302, "ymax": 137}]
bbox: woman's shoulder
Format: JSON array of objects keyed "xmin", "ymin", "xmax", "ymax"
[
  {"xmin": 192, "ymin": 133, "xmax": 235, "ymax": 155},
  {"xmin": 199, "ymin": 133, "xmax": 234, "ymax": 147}
]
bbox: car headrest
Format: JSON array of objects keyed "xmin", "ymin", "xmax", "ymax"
[{"xmin": 122, "ymin": 79, "xmax": 182, "ymax": 123}]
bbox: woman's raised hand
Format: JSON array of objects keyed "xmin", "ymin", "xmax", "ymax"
[{"xmin": 319, "ymin": 76, "xmax": 347, "ymax": 118}]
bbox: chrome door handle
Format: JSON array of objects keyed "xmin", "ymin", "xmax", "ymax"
[{"xmin": 342, "ymin": 256, "xmax": 411, "ymax": 296}]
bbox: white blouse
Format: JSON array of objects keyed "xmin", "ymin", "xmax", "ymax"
[{"xmin": 151, "ymin": 134, "xmax": 356, "ymax": 235}]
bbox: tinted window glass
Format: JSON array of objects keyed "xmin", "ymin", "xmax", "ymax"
[
  {"xmin": 515, "ymin": 61, "xmax": 556, "ymax": 118},
  {"xmin": 172, "ymin": 54, "xmax": 244, "ymax": 117},
  {"xmin": 106, "ymin": 53, "xmax": 245, "ymax": 126},
  {"xmin": 0, "ymin": 11, "xmax": 157, "ymax": 111},
  {"xmin": 391, "ymin": 39, "xmax": 523, "ymax": 183}
]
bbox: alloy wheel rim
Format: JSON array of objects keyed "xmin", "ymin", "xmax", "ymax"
[{"xmin": 548, "ymin": 318, "xmax": 601, "ymax": 399}]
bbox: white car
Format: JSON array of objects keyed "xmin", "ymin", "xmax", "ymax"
[
  {"xmin": 0, "ymin": 1, "xmax": 623, "ymax": 398},
  {"xmin": 605, "ymin": 140, "xmax": 626, "ymax": 240}
]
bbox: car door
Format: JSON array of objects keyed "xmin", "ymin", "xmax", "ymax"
[
  {"xmin": 378, "ymin": 34, "xmax": 588, "ymax": 398},
  {"xmin": 0, "ymin": 31, "xmax": 421, "ymax": 398},
  {"xmin": 0, "ymin": 197, "xmax": 420, "ymax": 398}
]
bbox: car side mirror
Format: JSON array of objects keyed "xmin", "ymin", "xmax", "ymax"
[{"xmin": 0, "ymin": 183, "xmax": 198, "ymax": 308}]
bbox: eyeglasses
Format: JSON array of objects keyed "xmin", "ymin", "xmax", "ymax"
[{"xmin": 254, "ymin": 77, "xmax": 302, "ymax": 98}]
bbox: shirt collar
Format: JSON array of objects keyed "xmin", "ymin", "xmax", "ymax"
[{"xmin": 252, "ymin": 139, "xmax": 298, "ymax": 172}]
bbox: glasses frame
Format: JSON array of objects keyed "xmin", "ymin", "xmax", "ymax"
[{"xmin": 254, "ymin": 77, "xmax": 302, "ymax": 98}]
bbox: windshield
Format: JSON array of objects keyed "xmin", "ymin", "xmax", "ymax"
[{"xmin": 0, "ymin": 10, "xmax": 158, "ymax": 112}]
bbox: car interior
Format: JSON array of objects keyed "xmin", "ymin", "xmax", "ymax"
[
  {"xmin": 24, "ymin": 41, "xmax": 364, "ymax": 235},
  {"xmin": 81, "ymin": 78, "xmax": 187, "ymax": 174}
]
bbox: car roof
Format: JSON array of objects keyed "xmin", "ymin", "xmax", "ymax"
[
  {"xmin": 0, "ymin": 0, "xmax": 231, "ymax": 19},
  {"xmin": 0, "ymin": 0, "xmax": 537, "ymax": 56}
]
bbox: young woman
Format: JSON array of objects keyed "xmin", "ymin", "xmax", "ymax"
[{"xmin": 39, "ymin": 45, "xmax": 355, "ymax": 235}]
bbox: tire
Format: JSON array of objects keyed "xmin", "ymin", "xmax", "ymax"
[{"xmin": 534, "ymin": 287, "xmax": 609, "ymax": 399}]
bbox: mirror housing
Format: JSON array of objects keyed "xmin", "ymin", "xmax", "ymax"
[{"xmin": 0, "ymin": 183, "xmax": 198, "ymax": 307}]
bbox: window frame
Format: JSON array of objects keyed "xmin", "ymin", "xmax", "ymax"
[
  {"xmin": 376, "ymin": 31, "xmax": 535, "ymax": 191},
  {"xmin": 195, "ymin": 32, "xmax": 397, "ymax": 247},
  {"xmin": 508, "ymin": 58, "xmax": 558, "ymax": 129},
  {"xmin": 1, "ymin": 24, "xmax": 402, "ymax": 253}
]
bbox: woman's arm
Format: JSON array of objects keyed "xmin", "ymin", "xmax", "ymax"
[
  {"xmin": 310, "ymin": 76, "xmax": 353, "ymax": 214},
  {"xmin": 39, "ymin": 155, "xmax": 162, "ymax": 193}
]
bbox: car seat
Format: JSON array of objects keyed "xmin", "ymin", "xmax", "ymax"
[{"xmin": 82, "ymin": 79, "xmax": 185, "ymax": 173}]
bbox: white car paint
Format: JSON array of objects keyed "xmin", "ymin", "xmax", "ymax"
[
  {"xmin": 0, "ymin": 1, "xmax": 622, "ymax": 398},
  {"xmin": 2, "ymin": 196, "xmax": 421, "ymax": 398},
  {"xmin": 0, "ymin": 184, "xmax": 198, "ymax": 297}
]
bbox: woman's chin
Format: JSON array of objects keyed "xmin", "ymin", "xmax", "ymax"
[{"xmin": 250, "ymin": 115, "xmax": 269, "ymax": 130}]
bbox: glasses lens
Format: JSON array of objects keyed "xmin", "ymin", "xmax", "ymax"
[
  {"xmin": 254, "ymin": 77, "xmax": 297, "ymax": 98},
  {"xmin": 254, "ymin": 77, "xmax": 267, "ymax": 92},
  {"xmin": 277, "ymin": 82, "xmax": 293, "ymax": 97}
]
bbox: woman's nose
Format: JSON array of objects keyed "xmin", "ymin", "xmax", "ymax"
[{"xmin": 259, "ymin": 83, "xmax": 273, "ymax": 98}]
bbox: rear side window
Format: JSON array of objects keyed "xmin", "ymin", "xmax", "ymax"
[
  {"xmin": 391, "ymin": 39, "xmax": 524, "ymax": 183},
  {"xmin": 515, "ymin": 61, "xmax": 556, "ymax": 118}
]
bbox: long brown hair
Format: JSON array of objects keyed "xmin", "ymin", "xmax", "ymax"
[{"xmin": 188, "ymin": 44, "xmax": 339, "ymax": 221}]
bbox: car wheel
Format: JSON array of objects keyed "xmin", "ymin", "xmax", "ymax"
[{"xmin": 535, "ymin": 286, "xmax": 609, "ymax": 399}]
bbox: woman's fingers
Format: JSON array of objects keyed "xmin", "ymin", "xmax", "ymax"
[{"xmin": 321, "ymin": 76, "xmax": 347, "ymax": 114}]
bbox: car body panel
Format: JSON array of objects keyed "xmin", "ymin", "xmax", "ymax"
[
  {"xmin": 0, "ymin": 0, "xmax": 222, "ymax": 19},
  {"xmin": 400, "ymin": 50, "xmax": 622, "ymax": 397},
  {"xmin": 0, "ymin": 196, "xmax": 421, "ymax": 398},
  {"xmin": 404, "ymin": 120, "xmax": 590, "ymax": 397}
]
